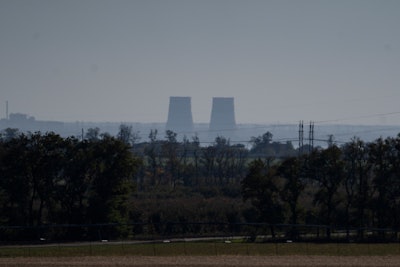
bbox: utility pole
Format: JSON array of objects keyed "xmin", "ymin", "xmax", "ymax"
[
  {"xmin": 298, "ymin": 120, "xmax": 304, "ymax": 155},
  {"xmin": 309, "ymin": 121, "xmax": 314, "ymax": 153}
]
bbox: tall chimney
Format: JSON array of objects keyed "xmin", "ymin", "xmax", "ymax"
[
  {"xmin": 209, "ymin": 97, "xmax": 236, "ymax": 133},
  {"xmin": 166, "ymin": 96, "xmax": 194, "ymax": 133}
]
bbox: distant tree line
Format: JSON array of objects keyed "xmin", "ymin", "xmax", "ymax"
[
  {"xmin": 132, "ymin": 129, "xmax": 295, "ymax": 190},
  {"xmin": 1, "ymin": 126, "xmax": 400, "ymax": 241},
  {"xmin": 242, "ymin": 136, "xmax": 400, "ymax": 240},
  {"xmin": 0, "ymin": 129, "xmax": 139, "ymax": 240}
]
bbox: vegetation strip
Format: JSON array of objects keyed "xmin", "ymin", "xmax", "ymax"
[
  {"xmin": 1, "ymin": 130, "xmax": 400, "ymax": 243},
  {"xmin": 1, "ymin": 242, "xmax": 400, "ymax": 257}
]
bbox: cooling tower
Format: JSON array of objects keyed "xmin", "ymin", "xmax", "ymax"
[
  {"xmin": 209, "ymin": 97, "xmax": 236, "ymax": 132},
  {"xmin": 166, "ymin": 96, "xmax": 193, "ymax": 133}
]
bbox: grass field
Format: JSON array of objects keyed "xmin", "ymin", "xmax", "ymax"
[
  {"xmin": 0, "ymin": 255, "xmax": 400, "ymax": 267},
  {"xmin": 0, "ymin": 241, "xmax": 400, "ymax": 257}
]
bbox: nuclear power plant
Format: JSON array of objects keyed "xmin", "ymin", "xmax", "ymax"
[
  {"xmin": 2, "ymin": 98, "xmax": 398, "ymax": 147},
  {"xmin": 166, "ymin": 96, "xmax": 194, "ymax": 133},
  {"xmin": 165, "ymin": 96, "xmax": 236, "ymax": 139}
]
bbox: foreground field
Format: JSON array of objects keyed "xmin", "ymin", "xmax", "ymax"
[
  {"xmin": 0, "ymin": 256, "xmax": 400, "ymax": 267},
  {"xmin": 1, "ymin": 242, "xmax": 400, "ymax": 257},
  {"xmin": 1, "ymin": 242, "xmax": 400, "ymax": 266}
]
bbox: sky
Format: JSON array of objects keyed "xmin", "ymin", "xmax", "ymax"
[{"xmin": 1, "ymin": 0, "xmax": 400, "ymax": 125}]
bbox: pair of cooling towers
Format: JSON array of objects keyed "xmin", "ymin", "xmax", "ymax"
[{"xmin": 166, "ymin": 96, "xmax": 236, "ymax": 133}]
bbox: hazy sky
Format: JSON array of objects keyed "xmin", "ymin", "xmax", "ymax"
[{"xmin": 1, "ymin": 0, "xmax": 400, "ymax": 125}]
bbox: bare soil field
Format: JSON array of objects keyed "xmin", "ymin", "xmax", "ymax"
[{"xmin": 0, "ymin": 256, "xmax": 400, "ymax": 267}]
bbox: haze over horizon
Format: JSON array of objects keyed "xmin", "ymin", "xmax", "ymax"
[{"xmin": 1, "ymin": 0, "xmax": 400, "ymax": 125}]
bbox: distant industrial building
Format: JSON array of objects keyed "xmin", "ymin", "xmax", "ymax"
[
  {"xmin": 208, "ymin": 97, "xmax": 236, "ymax": 140},
  {"xmin": 166, "ymin": 96, "xmax": 194, "ymax": 133},
  {"xmin": 0, "ymin": 113, "xmax": 64, "ymax": 134},
  {"xmin": 209, "ymin": 97, "xmax": 236, "ymax": 131}
]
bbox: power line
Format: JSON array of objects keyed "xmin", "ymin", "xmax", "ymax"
[{"xmin": 315, "ymin": 111, "xmax": 400, "ymax": 124}]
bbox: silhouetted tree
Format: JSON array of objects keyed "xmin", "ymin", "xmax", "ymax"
[
  {"xmin": 144, "ymin": 129, "xmax": 161, "ymax": 186},
  {"xmin": 241, "ymin": 159, "xmax": 283, "ymax": 237},
  {"xmin": 214, "ymin": 136, "xmax": 231, "ymax": 185},
  {"xmin": 85, "ymin": 127, "xmax": 100, "ymax": 141},
  {"xmin": 250, "ymin": 131, "xmax": 274, "ymax": 157},
  {"xmin": 368, "ymin": 137, "xmax": 400, "ymax": 233},
  {"xmin": 191, "ymin": 134, "xmax": 201, "ymax": 185},
  {"xmin": 118, "ymin": 124, "xmax": 141, "ymax": 146},
  {"xmin": 342, "ymin": 137, "xmax": 364, "ymax": 239},
  {"xmin": 0, "ymin": 128, "xmax": 20, "ymax": 141},
  {"xmin": 278, "ymin": 156, "xmax": 306, "ymax": 236},
  {"xmin": 308, "ymin": 146, "xmax": 344, "ymax": 239},
  {"xmin": 87, "ymin": 136, "xmax": 139, "ymax": 238},
  {"xmin": 0, "ymin": 133, "xmax": 31, "ymax": 226},
  {"xmin": 201, "ymin": 146, "xmax": 216, "ymax": 184},
  {"xmin": 162, "ymin": 130, "xmax": 180, "ymax": 187}
]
